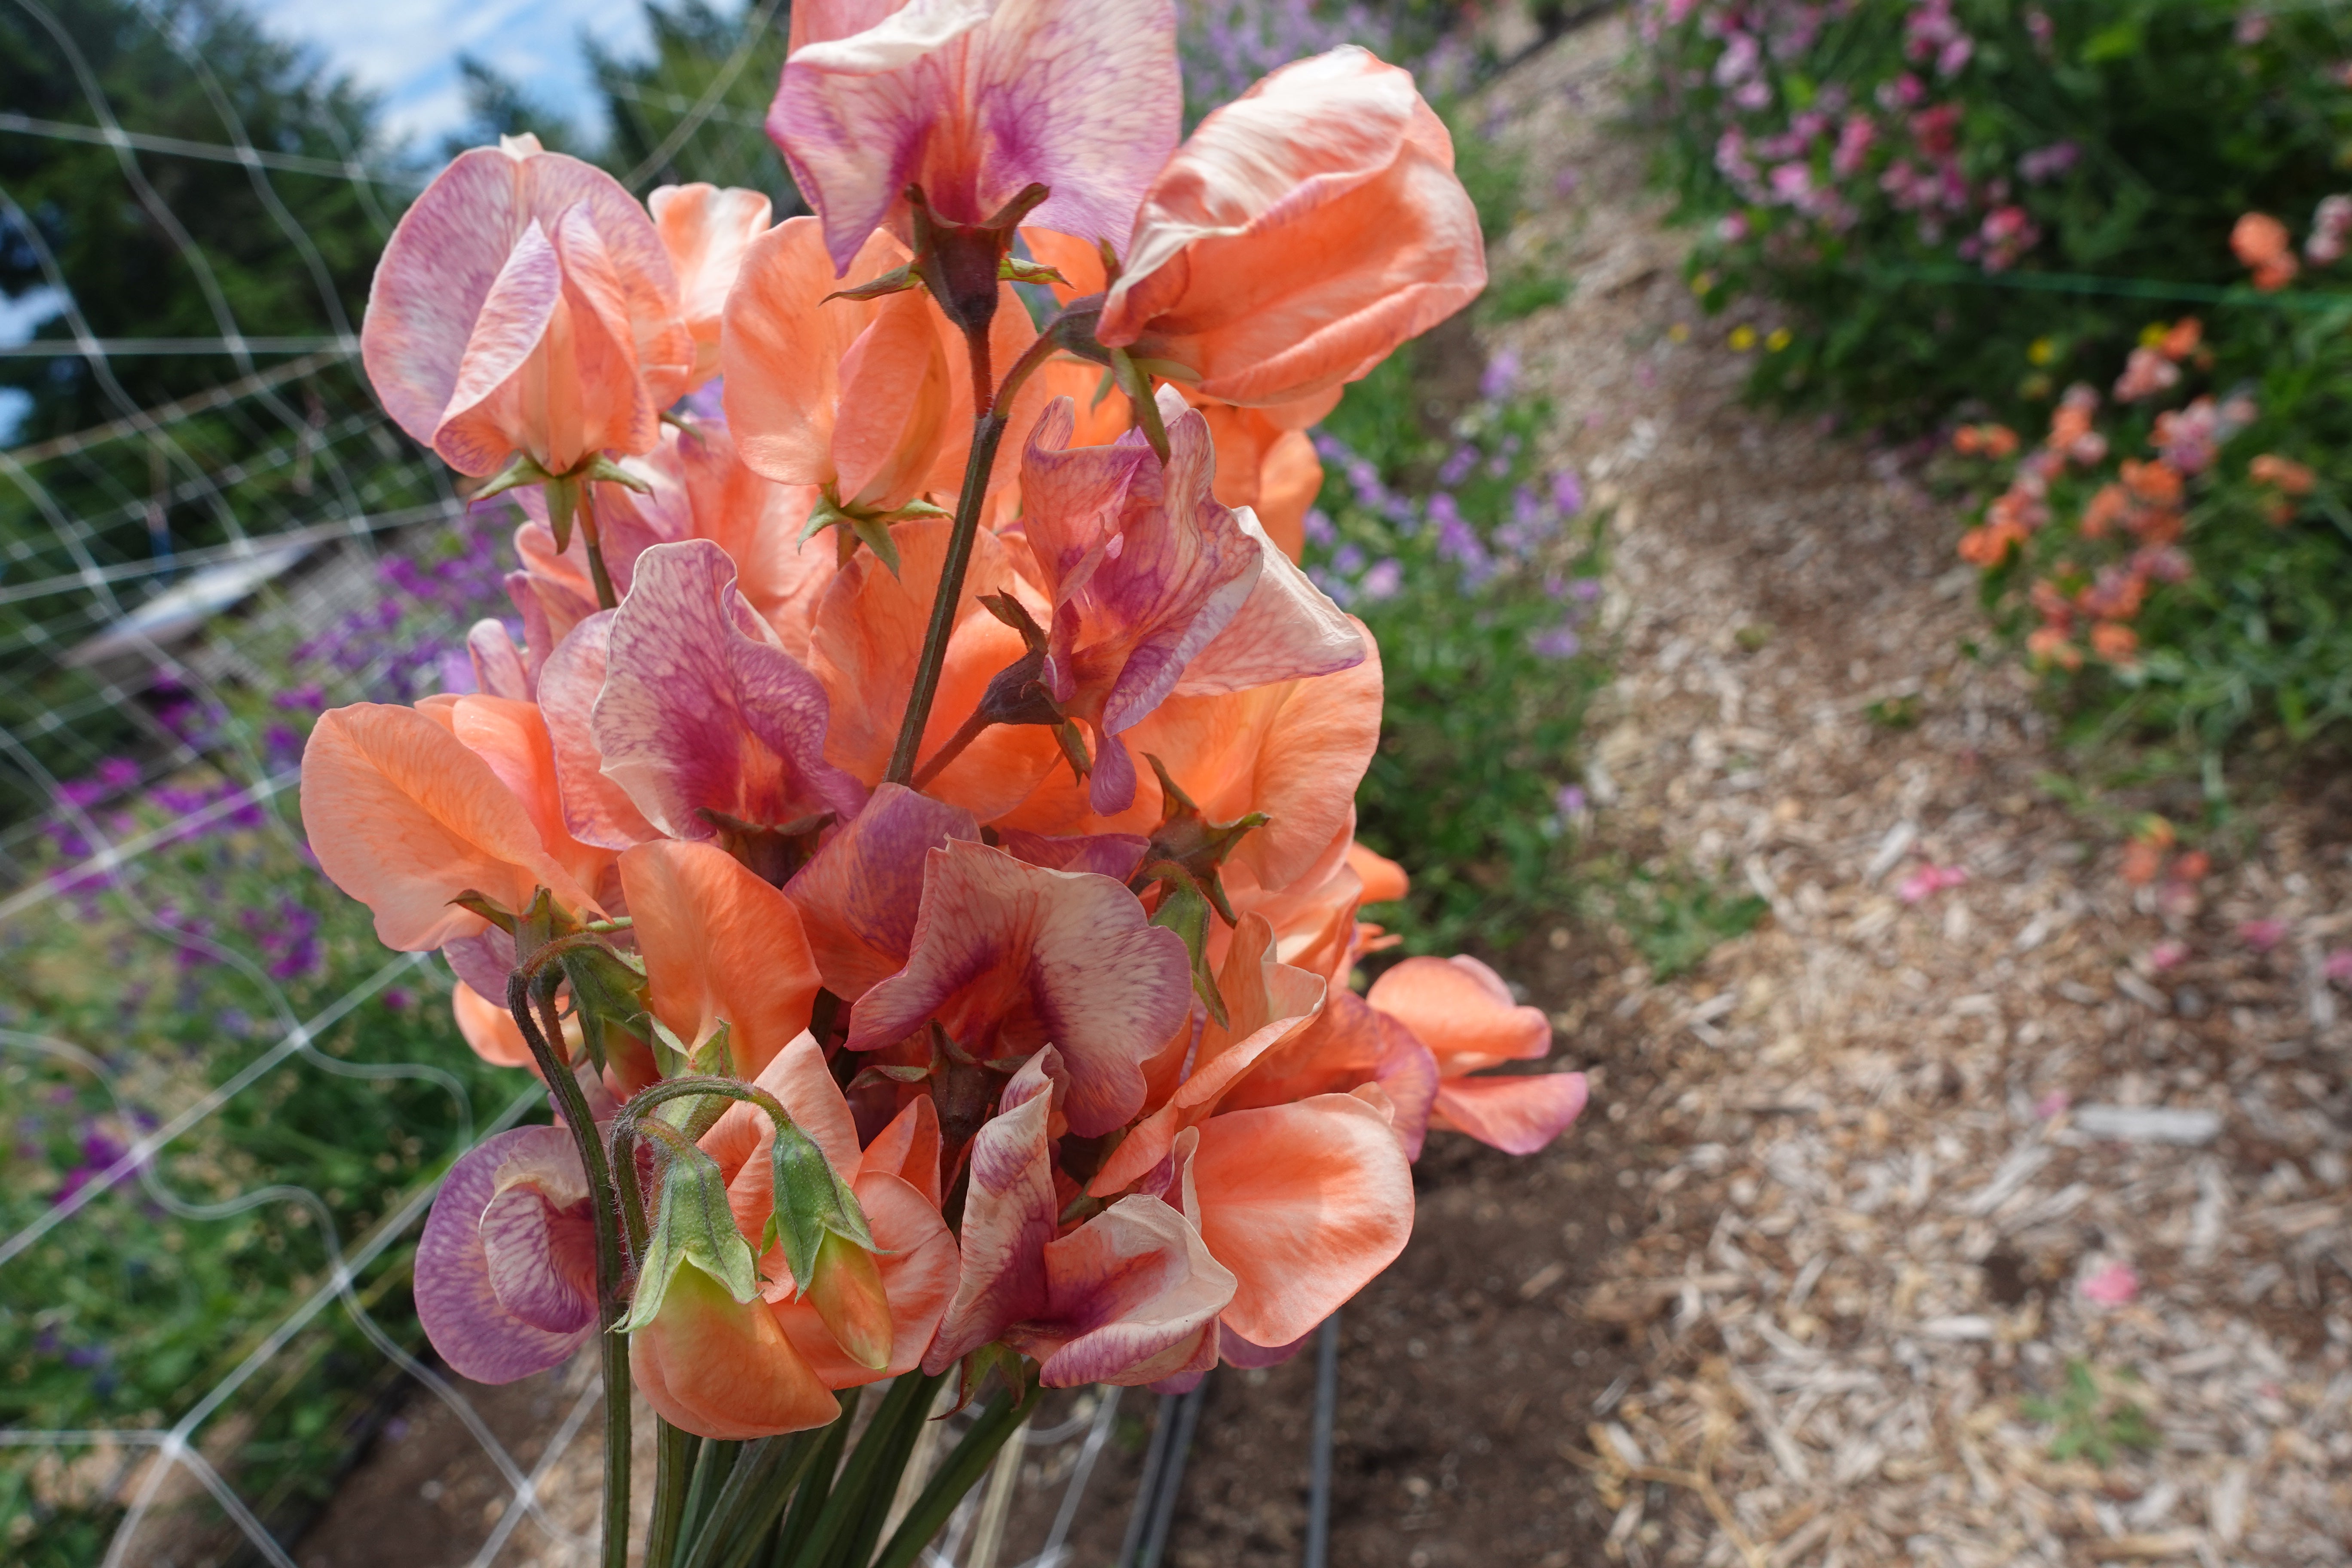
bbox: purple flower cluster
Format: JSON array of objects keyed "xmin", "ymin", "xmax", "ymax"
[
  {"xmin": 1179, "ymin": 0, "xmax": 1469, "ymax": 117},
  {"xmin": 292, "ymin": 505, "xmax": 516, "ymax": 704}
]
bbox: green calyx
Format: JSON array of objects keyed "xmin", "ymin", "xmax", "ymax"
[
  {"xmin": 762, "ymin": 1119, "xmax": 880, "ymax": 1299},
  {"xmin": 1128, "ymin": 756, "xmax": 1271, "ymax": 1028},
  {"xmin": 460, "ymin": 886, "xmax": 649, "ymax": 1074},
  {"xmin": 472, "ymin": 450, "xmax": 653, "ymax": 553},
  {"xmin": 799, "ymin": 489, "xmax": 951, "ymax": 577},
  {"xmin": 619, "ymin": 1126, "xmax": 761, "ymax": 1333}
]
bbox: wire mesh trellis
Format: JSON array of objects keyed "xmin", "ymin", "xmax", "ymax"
[{"xmin": 0, "ymin": 1, "xmax": 1420, "ymax": 1561}]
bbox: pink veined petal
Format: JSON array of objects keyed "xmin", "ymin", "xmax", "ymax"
[
  {"xmin": 537, "ymin": 613, "xmax": 659, "ymax": 849},
  {"xmin": 593, "ymin": 540, "xmax": 868, "ymax": 840},
  {"xmin": 415, "ymin": 1126, "xmax": 596, "ymax": 1383},
  {"xmin": 782, "ymin": 783, "xmax": 980, "ymax": 1002},
  {"xmin": 1173, "ymin": 508, "xmax": 1366, "ymax": 695},
  {"xmin": 923, "ymin": 1050, "xmax": 1062, "ymax": 1372},
  {"xmin": 1021, "ymin": 1194, "xmax": 1237, "ymax": 1387},
  {"xmin": 845, "ymin": 841, "xmax": 1192, "ymax": 1136},
  {"xmin": 772, "ymin": 0, "xmax": 1180, "ymax": 273},
  {"xmin": 430, "ymin": 217, "xmax": 564, "ymax": 475},
  {"xmin": 467, "ymin": 618, "xmax": 533, "ymax": 700},
  {"xmin": 478, "ymin": 1127, "xmax": 599, "ymax": 1334},
  {"xmin": 1430, "ymin": 1071, "xmax": 1589, "ymax": 1156}
]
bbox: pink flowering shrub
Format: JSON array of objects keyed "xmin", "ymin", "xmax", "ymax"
[{"xmin": 1636, "ymin": 0, "xmax": 2352, "ymax": 424}]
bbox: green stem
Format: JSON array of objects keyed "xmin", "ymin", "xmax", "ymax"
[
  {"xmin": 783, "ymin": 1372, "xmax": 942, "ymax": 1568},
  {"xmin": 867, "ymin": 1380, "xmax": 1041, "ymax": 1568},
  {"xmin": 581, "ymin": 482, "xmax": 619, "ymax": 611},
  {"xmin": 680, "ymin": 1430, "xmax": 825, "ymax": 1568},
  {"xmin": 908, "ymin": 704, "xmax": 994, "ymax": 791},
  {"xmin": 507, "ymin": 974, "xmax": 631, "ymax": 1568},
  {"xmin": 773, "ymin": 1388, "xmax": 860, "ymax": 1566},
  {"xmin": 647, "ymin": 1419, "xmax": 700, "ymax": 1568},
  {"xmin": 882, "ymin": 324, "xmax": 1066, "ymax": 786}
]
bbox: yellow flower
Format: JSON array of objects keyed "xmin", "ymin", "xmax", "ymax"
[
  {"xmin": 1765, "ymin": 327, "xmax": 1792, "ymax": 352},
  {"xmin": 1668, "ymin": 322, "xmax": 1690, "ymax": 343},
  {"xmin": 1728, "ymin": 325, "xmax": 1758, "ymax": 352},
  {"xmin": 2027, "ymin": 336, "xmax": 2056, "ymax": 366},
  {"xmin": 1691, "ymin": 270, "xmax": 1717, "ymax": 294},
  {"xmin": 2138, "ymin": 321, "xmax": 2169, "ymax": 349}
]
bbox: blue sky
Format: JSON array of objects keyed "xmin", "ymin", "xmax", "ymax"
[{"xmin": 250, "ymin": 0, "xmax": 664, "ymax": 150}]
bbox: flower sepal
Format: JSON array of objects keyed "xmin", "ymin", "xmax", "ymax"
[{"xmin": 618, "ymin": 1129, "xmax": 762, "ymax": 1334}]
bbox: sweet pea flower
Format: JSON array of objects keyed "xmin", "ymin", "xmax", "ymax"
[
  {"xmin": 2233, "ymin": 212, "xmax": 2299, "ymax": 291},
  {"xmin": 845, "ymin": 839, "xmax": 1194, "ymax": 1136},
  {"xmin": 362, "ymin": 136, "xmax": 694, "ymax": 478},
  {"xmin": 769, "ymin": 0, "xmax": 1182, "ymax": 273},
  {"xmin": 586, "ymin": 540, "xmax": 868, "ymax": 845},
  {"xmin": 924, "ymin": 1051, "xmax": 1237, "ymax": 1387},
  {"xmin": 1098, "ymin": 46, "xmax": 1486, "ymax": 407},
  {"xmin": 620, "ymin": 839, "xmax": 823, "ymax": 1078},
  {"xmin": 300, "ymin": 695, "xmax": 612, "ymax": 950},
  {"xmin": 1365, "ymin": 955, "xmax": 1587, "ymax": 1155},
  {"xmin": 505, "ymin": 419, "xmax": 833, "ymax": 675},
  {"xmin": 723, "ymin": 217, "xmax": 1049, "ymax": 516},
  {"xmin": 1018, "ymin": 389, "xmax": 1363, "ymax": 814},
  {"xmin": 416, "ymin": 1124, "xmax": 599, "ymax": 1382}
]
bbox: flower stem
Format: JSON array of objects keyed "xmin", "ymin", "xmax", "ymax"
[
  {"xmin": 909, "ymin": 705, "xmax": 994, "ymax": 791},
  {"xmin": 580, "ymin": 484, "xmax": 620, "ymax": 612},
  {"xmin": 883, "ymin": 324, "xmax": 1065, "ymax": 786},
  {"xmin": 647, "ymin": 1419, "xmax": 699, "ymax": 1568},
  {"xmin": 508, "ymin": 973, "xmax": 632, "ymax": 1568}
]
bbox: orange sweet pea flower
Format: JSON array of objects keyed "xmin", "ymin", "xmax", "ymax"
[
  {"xmin": 361, "ymin": 135, "xmax": 693, "ymax": 478},
  {"xmin": 1097, "ymin": 47, "xmax": 1486, "ymax": 407},
  {"xmin": 300, "ymin": 697, "xmax": 610, "ymax": 951},
  {"xmin": 620, "ymin": 839, "xmax": 823, "ymax": 1078},
  {"xmin": 1365, "ymin": 956, "xmax": 1588, "ymax": 1155},
  {"xmin": 723, "ymin": 217, "xmax": 1050, "ymax": 515},
  {"xmin": 2250, "ymin": 453, "xmax": 2316, "ymax": 495}
]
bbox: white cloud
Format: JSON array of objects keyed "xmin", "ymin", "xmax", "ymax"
[{"xmin": 252, "ymin": 0, "xmax": 660, "ymax": 148}]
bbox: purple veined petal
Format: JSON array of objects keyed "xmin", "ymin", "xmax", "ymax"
[
  {"xmin": 593, "ymin": 540, "xmax": 868, "ymax": 840},
  {"xmin": 467, "ymin": 619, "xmax": 533, "ymax": 700},
  {"xmin": 1173, "ymin": 507, "xmax": 1366, "ymax": 696},
  {"xmin": 921, "ymin": 1050, "xmax": 1060, "ymax": 1374},
  {"xmin": 845, "ymin": 842, "xmax": 1190, "ymax": 1135},
  {"xmin": 773, "ymin": 0, "xmax": 1180, "ymax": 273},
  {"xmin": 1017, "ymin": 398, "xmax": 1152, "ymax": 605},
  {"xmin": 479, "ymin": 1129, "xmax": 599, "ymax": 1335},
  {"xmin": 1021, "ymin": 1194, "xmax": 1236, "ymax": 1387},
  {"xmin": 1087, "ymin": 724, "xmax": 1137, "ymax": 817},
  {"xmin": 538, "ymin": 612, "xmax": 659, "ymax": 849},
  {"xmin": 416, "ymin": 1126, "xmax": 597, "ymax": 1383},
  {"xmin": 783, "ymin": 782, "xmax": 980, "ymax": 1001},
  {"xmin": 431, "ymin": 219, "xmax": 565, "ymax": 475},
  {"xmin": 990, "ymin": 827, "xmax": 1149, "ymax": 882},
  {"xmin": 1086, "ymin": 402, "xmax": 1260, "ymax": 736},
  {"xmin": 442, "ymin": 926, "xmax": 517, "ymax": 1002}
]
